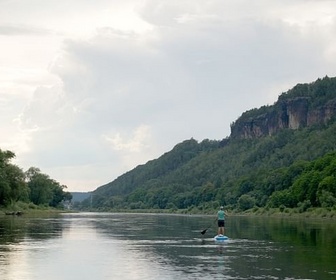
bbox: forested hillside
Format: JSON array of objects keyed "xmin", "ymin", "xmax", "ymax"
[{"xmin": 80, "ymin": 76, "xmax": 336, "ymax": 212}]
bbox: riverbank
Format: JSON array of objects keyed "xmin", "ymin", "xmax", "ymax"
[
  {"xmin": 240, "ymin": 206, "xmax": 336, "ymax": 219},
  {"xmin": 75, "ymin": 206, "xmax": 336, "ymax": 220},
  {"xmin": 2, "ymin": 203, "xmax": 335, "ymax": 220},
  {"xmin": 167, "ymin": 206, "xmax": 336, "ymax": 219},
  {"xmin": 0, "ymin": 202, "xmax": 69, "ymax": 217}
]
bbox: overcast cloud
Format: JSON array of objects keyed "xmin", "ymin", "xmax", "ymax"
[{"xmin": 1, "ymin": 0, "xmax": 336, "ymax": 192}]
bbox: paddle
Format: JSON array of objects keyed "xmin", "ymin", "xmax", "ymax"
[
  {"xmin": 201, "ymin": 227, "xmax": 210, "ymax": 235},
  {"xmin": 200, "ymin": 217, "xmax": 218, "ymax": 235}
]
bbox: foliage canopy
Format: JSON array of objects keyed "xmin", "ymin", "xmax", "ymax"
[{"xmin": 0, "ymin": 150, "xmax": 72, "ymax": 209}]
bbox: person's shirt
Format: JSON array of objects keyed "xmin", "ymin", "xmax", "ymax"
[{"xmin": 217, "ymin": 210, "xmax": 225, "ymax": 221}]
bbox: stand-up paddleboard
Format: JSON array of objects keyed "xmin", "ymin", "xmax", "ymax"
[{"xmin": 214, "ymin": 234, "xmax": 229, "ymax": 241}]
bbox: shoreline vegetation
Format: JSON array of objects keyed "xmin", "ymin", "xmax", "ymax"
[
  {"xmin": 0, "ymin": 202, "xmax": 69, "ymax": 217},
  {"xmin": 1, "ymin": 201, "xmax": 335, "ymax": 220},
  {"xmin": 100, "ymin": 206, "xmax": 336, "ymax": 219},
  {"xmin": 4, "ymin": 207, "xmax": 335, "ymax": 220}
]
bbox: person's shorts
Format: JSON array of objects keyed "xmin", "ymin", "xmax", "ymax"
[{"xmin": 218, "ymin": 220, "xmax": 225, "ymax": 227}]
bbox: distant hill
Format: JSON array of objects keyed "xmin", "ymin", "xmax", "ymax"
[
  {"xmin": 71, "ymin": 192, "xmax": 91, "ymax": 203},
  {"xmin": 79, "ymin": 76, "xmax": 336, "ymax": 212}
]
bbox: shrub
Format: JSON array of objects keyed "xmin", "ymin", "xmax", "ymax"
[
  {"xmin": 318, "ymin": 190, "xmax": 336, "ymax": 207},
  {"xmin": 238, "ymin": 194, "xmax": 256, "ymax": 211},
  {"xmin": 298, "ymin": 200, "xmax": 312, "ymax": 213}
]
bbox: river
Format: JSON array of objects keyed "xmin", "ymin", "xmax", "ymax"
[{"xmin": 0, "ymin": 212, "xmax": 335, "ymax": 279}]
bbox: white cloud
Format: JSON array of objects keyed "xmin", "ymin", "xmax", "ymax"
[
  {"xmin": 103, "ymin": 125, "xmax": 152, "ymax": 152},
  {"xmin": 1, "ymin": 0, "xmax": 336, "ymax": 191}
]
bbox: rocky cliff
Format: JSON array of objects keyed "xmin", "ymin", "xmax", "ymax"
[{"xmin": 230, "ymin": 77, "xmax": 336, "ymax": 139}]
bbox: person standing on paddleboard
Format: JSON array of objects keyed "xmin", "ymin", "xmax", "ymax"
[{"xmin": 217, "ymin": 206, "xmax": 226, "ymax": 235}]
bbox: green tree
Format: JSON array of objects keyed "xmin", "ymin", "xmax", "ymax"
[
  {"xmin": 0, "ymin": 149, "xmax": 28, "ymax": 206},
  {"xmin": 267, "ymin": 190, "xmax": 295, "ymax": 208},
  {"xmin": 27, "ymin": 172, "xmax": 53, "ymax": 205},
  {"xmin": 318, "ymin": 190, "xmax": 336, "ymax": 208},
  {"xmin": 26, "ymin": 167, "xmax": 70, "ymax": 207},
  {"xmin": 317, "ymin": 176, "xmax": 336, "ymax": 196},
  {"xmin": 6, "ymin": 164, "xmax": 29, "ymax": 203}
]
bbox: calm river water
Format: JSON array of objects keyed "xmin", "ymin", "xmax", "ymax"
[{"xmin": 0, "ymin": 212, "xmax": 335, "ymax": 280}]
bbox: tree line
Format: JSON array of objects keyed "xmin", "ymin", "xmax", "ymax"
[{"xmin": 0, "ymin": 149, "xmax": 72, "ymax": 209}]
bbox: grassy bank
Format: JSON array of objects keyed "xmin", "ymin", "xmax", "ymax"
[
  {"xmin": 0, "ymin": 201, "xmax": 69, "ymax": 217},
  {"xmin": 3, "ymin": 202, "xmax": 335, "ymax": 220},
  {"xmin": 240, "ymin": 206, "xmax": 336, "ymax": 219},
  {"xmin": 74, "ymin": 206, "xmax": 336, "ymax": 220}
]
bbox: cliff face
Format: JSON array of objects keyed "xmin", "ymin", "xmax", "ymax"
[{"xmin": 230, "ymin": 77, "xmax": 336, "ymax": 139}]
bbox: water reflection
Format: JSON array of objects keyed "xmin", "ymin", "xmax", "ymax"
[
  {"xmin": 0, "ymin": 213, "xmax": 335, "ymax": 279},
  {"xmin": 0, "ymin": 215, "xmax": 63, "ymax": 244}
]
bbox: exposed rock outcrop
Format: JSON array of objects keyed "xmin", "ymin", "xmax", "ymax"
[{"xmin": 230, "ymin": 77, "xmax": 336, "ymax": 139}]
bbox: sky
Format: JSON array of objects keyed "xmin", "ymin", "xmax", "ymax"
[{"xmin": 1, "ymin": 0, "xmax": 336, "ymax": 192}]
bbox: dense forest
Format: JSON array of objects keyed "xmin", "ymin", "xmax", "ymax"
[
  {"xmin": 79, "ymin": 76, "xmax": 336, "ymax": 213},
  {"xmin": 0, "ymin": 149, "xmax": 72, "ymax": 211}
]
